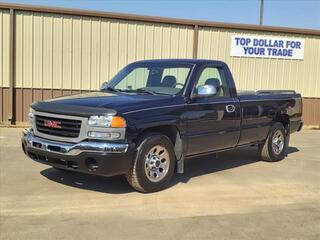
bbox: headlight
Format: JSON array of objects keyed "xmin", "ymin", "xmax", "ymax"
[
  {"xmin": 28, "ymin": 108, "xmax": 35, "ymax": 126},
  {"xmin": 87, "ymin": 115, "xmax": 126, "ymax": 128}
]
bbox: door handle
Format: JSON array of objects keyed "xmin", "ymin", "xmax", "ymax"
[{"xmin": 226, "ymin": 105, "xmax": 235, "ymax": 113}]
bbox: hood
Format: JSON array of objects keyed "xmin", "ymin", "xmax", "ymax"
[{"xmin": 32, "ymin": 91, "xmax": 175, "ymax": 116}]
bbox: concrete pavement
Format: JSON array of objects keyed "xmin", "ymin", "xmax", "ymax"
[{"xmin": 0, "ymin": 128, "xmax": 319, "ymax": 239}]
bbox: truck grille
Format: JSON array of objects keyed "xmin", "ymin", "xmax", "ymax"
[{"xmin": 35, "ymin": 115, "xmax": 82, "ymax": 138}]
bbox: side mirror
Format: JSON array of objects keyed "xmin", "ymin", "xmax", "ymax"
[
  {"xmin": 193, "ymin": 84, "xmax": 217, "ymax": 98},
  {"xmin": 100, "ymin": 82, "xmax": 109, "ymax": 90}
]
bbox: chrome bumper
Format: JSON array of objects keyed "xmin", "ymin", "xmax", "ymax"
[{"xmin": 22, "ymin": 129, "xmax": 129, "ymax": 156}]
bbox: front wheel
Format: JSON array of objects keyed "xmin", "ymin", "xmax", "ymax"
[
  {"xmin": 260, "ymin": 122, "xmax": 288, "ymax": 162},
  {"xmin": 126, "ymin": 133, "xmax": 175, "ymax": 193}
]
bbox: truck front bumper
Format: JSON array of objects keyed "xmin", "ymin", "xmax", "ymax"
[{"xmin": 21, "ymin": 129, "xmax": 135, "ymax": 177}]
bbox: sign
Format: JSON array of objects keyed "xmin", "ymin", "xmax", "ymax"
[{"xmin": 231, "ymin": 35, "xmax": 304, "ymax": 60}]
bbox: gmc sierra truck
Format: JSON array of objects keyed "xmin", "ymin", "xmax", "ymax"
[{"xmin": 22, "ymin": 59, "xmax": 303, "ymax": 192}]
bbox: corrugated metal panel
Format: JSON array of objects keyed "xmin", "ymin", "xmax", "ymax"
[
  {"xmin": 1, "ymin": 8, "xmax": 320, "ymax": 124},
  {"xmin": 198, "ymin": 27, "xmax": 320, "ymax": 98},
  {"xmin": 14, "ymin": 11, "xmax": 194, "ymax": 90},
  {"xmin": 0, "ymin": 87, "xmax": 90, "ymax": 122},
  {"xmin": 0, "ymin": 88, "xmax": 10, "ymax": 122},
  {"xmin": 0, "ymin": 9, "xmax": 10, "ymax": 88},
  {"xmin": 302, "ymin": 98, "xmax": 320, "ymax": 126}
]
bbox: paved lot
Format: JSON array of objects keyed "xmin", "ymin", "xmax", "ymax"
[{"xmin": 0, "ymin": 128, "xmax": 319, "ymax": 240}]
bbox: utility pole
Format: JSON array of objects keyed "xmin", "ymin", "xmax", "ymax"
[{"xmin": 259, "ymin": 0, "xmax": 264, "ymax": 25}]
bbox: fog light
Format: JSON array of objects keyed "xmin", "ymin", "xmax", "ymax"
[
  {"xmin": 88, "ymin": 131, "xmax": 111, "ymax": 139},
  {"xmin": 85, "ymin": 158, "xmax": 98, "ymax": 171},
  {"xmin": 88, "ymin": 131, "xmax": 122, "ymax": 140}
]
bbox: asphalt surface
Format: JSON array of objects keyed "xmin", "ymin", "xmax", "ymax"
[{"xmin": 0, "ymin": 128, "xmax": 319, "ymax": 240}]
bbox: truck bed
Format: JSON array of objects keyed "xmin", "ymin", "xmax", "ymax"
[{"xmin": 237, "ymin": 90, "xmax": 297, "ymax": 96}]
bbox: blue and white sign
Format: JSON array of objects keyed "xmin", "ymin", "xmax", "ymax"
[{"xmin": 231, "ymin": 35, "xmax": 304, "ymax": 60}]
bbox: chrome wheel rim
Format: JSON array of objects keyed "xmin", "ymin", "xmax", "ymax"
[
  {"xmin": 144, "ymin": 145, "xmax": 170, "ymax": 182},
  {"xmin": 272, "ymin": 130, "xmax": 284, "ymax": 155}
]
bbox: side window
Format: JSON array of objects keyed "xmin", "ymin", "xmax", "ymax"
[{"xmin": 195, "ymin": 67, "xmax": 230, "ymax": 97}]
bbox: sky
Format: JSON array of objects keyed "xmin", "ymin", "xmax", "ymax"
[{"xmin": 1, "ymin": 0, "xmax": 319, "ymax": 30}]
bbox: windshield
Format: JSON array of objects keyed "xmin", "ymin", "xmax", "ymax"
[{"xmin": 102, "ymin": 62, "xmax": 194, "ymax": 95}]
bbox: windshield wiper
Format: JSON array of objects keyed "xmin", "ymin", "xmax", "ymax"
[
  {"xmin": 120, "ymin": 88, "xmax": 157, "ymax": 95},
  {"xmin": 105, "ymin": 87, "xmax": 172, "ymax": 96},
  {"xmin": 102, "ymin": 86, "xmax": 120, "ymax": 92},
  {"xmin": 137, "ymin": 89, "xmax": 174, "ymax": 96},
  {"xmin": 135, "ymin": 88, "xmax": 157, "ymax": 95}
]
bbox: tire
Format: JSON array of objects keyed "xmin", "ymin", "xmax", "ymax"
[
  {"xmin": 126, "ymin": 133, "xmax": 176, "ymax": 193},
  {"xmin": 260, "ymin": 122, "xmax": 288, "ymax": 162}
]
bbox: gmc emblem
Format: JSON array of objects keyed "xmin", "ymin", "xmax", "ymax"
[{"xmin": 43, "ymin": 120, "xmax": 61, "ymax": 129}]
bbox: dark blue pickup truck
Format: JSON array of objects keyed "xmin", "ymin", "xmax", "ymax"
[{"xmin": 22, "ymin": 59, "xmax": 303, "ymax": 192}]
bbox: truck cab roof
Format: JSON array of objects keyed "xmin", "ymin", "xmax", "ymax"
[{"xmin": 133, "ymin": 58, "xmax": 227, "ymax": 66}]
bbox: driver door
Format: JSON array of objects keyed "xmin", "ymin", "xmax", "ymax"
[{"xmin": 184, "ymin": 66, "xmax": 241, "ymax": 156}]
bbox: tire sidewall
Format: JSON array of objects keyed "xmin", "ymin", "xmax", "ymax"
[
  {"xmin": 267, "ymin": 123, "xmax": 287, "ymax": 161},
  {"xmin": 135, "ymin": 134, "xmax": 175, "ymax": 192}
]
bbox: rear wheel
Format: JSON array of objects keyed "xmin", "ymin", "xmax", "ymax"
[
  {"xmin": 260, "ymin": 122, "xmax": 288, "ymax": 162},
  {"xmin": 126, "ymin": 133, "xmax": 175, "ymax": 193}
]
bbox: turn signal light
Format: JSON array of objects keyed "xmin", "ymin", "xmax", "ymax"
[{"xmin": 111, "ymin": 116, "xmax": 126, "ymax": 128}]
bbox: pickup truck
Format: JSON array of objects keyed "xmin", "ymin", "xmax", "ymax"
[{"xmin": 22, "ymin": 59, "xmax": 303, "ymax": 192}]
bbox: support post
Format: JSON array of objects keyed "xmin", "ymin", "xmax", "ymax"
[
  {"xmin": 8, "ymin": 8, "xmax": 15, "ymax": 124},
  {"xmin": 193, "ymin": 24, "xmax": 199, "ymax": 59}
]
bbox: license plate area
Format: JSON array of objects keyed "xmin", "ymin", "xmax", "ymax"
[{"xmin": 47, "ymin": 145, "xmax": 62, "ymax": 152}]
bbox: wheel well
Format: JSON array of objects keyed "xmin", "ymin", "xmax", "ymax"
[
  {"xmin": 276, "ymin": 114, "xmax": 290, "ymax": 132},
  {"xmin": 135, "ymin": 125, "xmax": 183, "ymax": 161},
  {"xmin": 136, "ymin": 125, "xmax": 179, "ymax": 145}
]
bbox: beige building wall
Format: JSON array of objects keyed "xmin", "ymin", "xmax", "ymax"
[
  {"xmin": 14, "ymin": 11, "xmax": 194, "ymax": 90},
  {"xmin": 197, "ymin": 27, "xmax": 320, "ymax": 98},
  {"xmin": 0, "ymin": 9, "xmax": 10, "ymax": 88},
  {"xmin": 0, "ymin": 5, "xmax": 320, "ymax": 124},
  {"xmin": 9, "ymin": 10, "xmax": 320, "ymax": 98}
]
